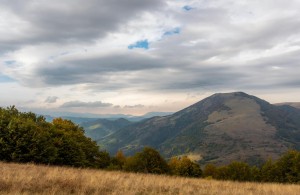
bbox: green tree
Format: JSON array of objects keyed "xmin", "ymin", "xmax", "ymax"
[
  {"xmin": 51, "ymin": 118, "xmax": 109, "ymax": 168},
  {"xmin": 0, "ymin": 107, "xmax": 57, "ymax": 163},
  {"xmin": 250, "ymin": 166, "xmax": 261, "ymax": 181},
  {"xmin": 225, "ymin": 161, "xmax": 252, "ymax": 181},
  {"xmin": 275, "ymin": 150, "xmax": 300, "ymax": 183},
  {"xmin": 124, "ymin": 147, "xmax": 169, "ymax": 174},
  {"xmin": 260, "ymin": 159, "xmax": 277, "ymax": 182},
  {"xmin": 0, "ymin": 106, "xmax": 110, "ymax": 168},
  {"xmin": 215, "ymin": 166, "xmax": 230, "ymax": 180}
]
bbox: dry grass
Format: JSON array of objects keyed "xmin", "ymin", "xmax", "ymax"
[{"xmin": 0, "ymin": 162, "xmax": 299, "ymax": 195}]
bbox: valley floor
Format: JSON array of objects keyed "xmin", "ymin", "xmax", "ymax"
[{"xmin": 0, "ymin": 162, "xmax": 299, "ymax": 195}]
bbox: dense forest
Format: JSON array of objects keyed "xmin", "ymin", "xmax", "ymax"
[{"xmin": 0, "ymin": 106, "xmax": 299, "ymax": 183}]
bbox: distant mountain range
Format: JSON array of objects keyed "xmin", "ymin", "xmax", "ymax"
[
  {"xmin": 97, "ymin": 92, "xmax": 300, "ymax": 165},
  {"xmin": 81, "ymin": 118, "xmax": 132, "ymax": 140},
  {"xmin": 43, "ymin": 112, "xmax": 173, "ymax": 124}
]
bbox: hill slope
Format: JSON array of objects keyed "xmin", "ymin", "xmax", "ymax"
[
  {"xmin": 275, "ymin": 102, "xmax": 300, "ymax": 109},
  {"xmin": 99, "ymin": 92, "xmax": 300, "ymax": 165},
  {"xmin": 81, "ymin": 118, "xmax": 132, "ymax": 140}
]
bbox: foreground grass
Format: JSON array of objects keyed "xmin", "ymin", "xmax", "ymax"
[{"xmin": 0, "ymin": 162, "xmax": 299, "ymax": 195}]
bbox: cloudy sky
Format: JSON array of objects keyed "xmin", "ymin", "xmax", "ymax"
[{"xmin": 1, "ymin": 0, "xmax": 300, "ymax": 116}]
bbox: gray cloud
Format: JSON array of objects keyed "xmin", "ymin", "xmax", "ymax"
[
  {"xmin": 34, "ymin": 53, "xmax": 164, "ymax": 86},
  {"xmin": 45, "ymin": 96, "xmax": 58, "ymax": 103},
  {"xmin": 60, "ymin": 100, "xmax": 113, "ymax": 108},
  {"xmin": 124, "ymin": 104, "xmax": 145, "ymax": 108},
  {"xmin": 2, "ymin": 0, "xmax": 300, "ymax": 101},
  {"xmin": 0, "ymin": 0, "xmax": 163, "ymax": 50}
]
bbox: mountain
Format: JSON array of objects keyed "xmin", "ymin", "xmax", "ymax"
[
  {"xmin": 43, "ymin": 112, "xmax": 173, "ymax": 124},
  {"xmin": 43, "ymin": 115, "xmax": 98, "ymax": 124},
  {"xmin": 275, "ymin": 102, "xmax": 300, "ymax": 109},
  {"xmin": 81, "ymin": 118, "xmax": 132, "ymax": 140},
  {"xmin": 99, "ymin": 92, "xmax": 300, "ymax": 165},
  {"xmin": 44, "ymin": 112, "xmax": 172, "ymax": 140},
  {"xmin": 142, "ymin": 112, "xmax": 174, "ymax": 118},
  {"xmin": 43, "ymin": 114, "xmax": 136, "ymax": 123}
]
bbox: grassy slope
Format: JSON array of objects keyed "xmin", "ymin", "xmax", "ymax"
[{"xmin": 1, "ymin": 162, "xmax": 299, "ymax": 195}]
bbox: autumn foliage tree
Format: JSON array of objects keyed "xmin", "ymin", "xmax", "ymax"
[
  {"xmin": 203, "ymin": 164, "xmax": 218, "ymax": 178},
  {"xmin": 108, "ymin": 150, "xmax": 127, "ymax": 170},
  {"xmin": 168, "ymin": 156, "xmax": 202, "ymax": 177}
]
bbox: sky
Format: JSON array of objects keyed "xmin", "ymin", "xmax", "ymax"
[{"xmin": 1, "ymin": 0, "xmax": 300, "ymax": 116}]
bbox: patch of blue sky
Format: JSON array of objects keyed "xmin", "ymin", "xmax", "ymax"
[
  {"xmin": 0, "ymin": 74, "xmax": 15, "ymax": 83},
  {"xmin": 183, "ymin": 5, "xmax": 193, "ymax": 11},
  {"xmin": 128, "ymin": 40, "xmax": 149, "ymax": 50},
  {"xmin": 4, "ymin": 60, "xmax": 16, "ymax": 66},
  {"xmin": 163, "ymin": 27, "xmax": 181, "ymax": 36}
]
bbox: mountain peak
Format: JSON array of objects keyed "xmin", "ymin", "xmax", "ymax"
[
  {"xmin": 179, "ymin": 92, "xmax": 255, "ymax": 115},
  {"xmin": 210, "ymin": 91, "xmax": 251, "ymax": 98},
  {"xmin": 198, "ymin": 91, "xmax": 270, "ymax": 109}
]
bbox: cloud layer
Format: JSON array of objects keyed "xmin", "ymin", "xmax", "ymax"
[
  {"xmin": 60, "ymin": 101, "xmax": 113, "ymax": 108},
  {"xmin": 1, "ymin": 0, "xmax": 300, "ymax": 114}
]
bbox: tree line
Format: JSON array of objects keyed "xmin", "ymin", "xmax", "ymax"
[
  {"xmin": 202, "ymin": 150, "xmax": 300, "ymax": 183},
  {"xmin": 108, "ymin": 148, "xmax": 300, "ymax": 183},
  {"xmin": 0, "ymin": 106, "xmax": 299, "ymax": 183}
]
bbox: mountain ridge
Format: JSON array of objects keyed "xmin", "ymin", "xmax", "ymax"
[
  {"xmin": 98, "ymin": 92, "xmax": 300, "ymax": 165},
  {"xmin": 274, "ymin": 102, "xmax": 300, "ymax": 109},
  {"xmin": 81, "ymin": 118, "xmax": 132, "ymax": 140}
]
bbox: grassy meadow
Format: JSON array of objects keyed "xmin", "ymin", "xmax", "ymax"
[{"xmin": 0, "ymin": 161, "xmax": 299, "ymax": 195}]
